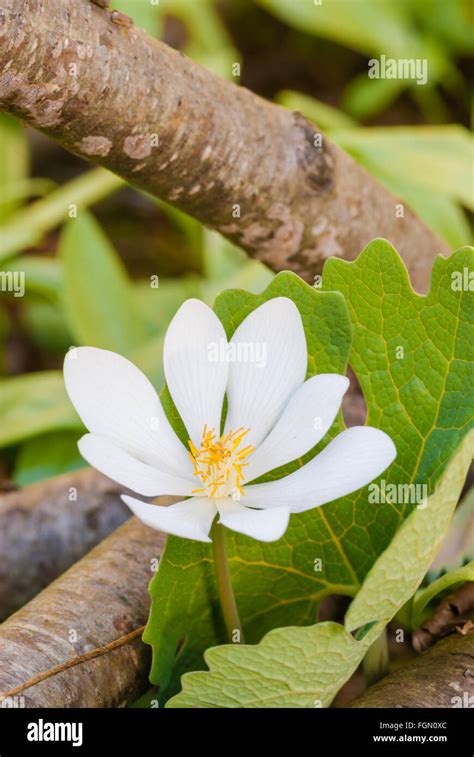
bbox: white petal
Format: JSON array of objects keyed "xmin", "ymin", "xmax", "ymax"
[
  {"xmin": 79, "ymin": 434, "xmax": 194, "ymax": 497},
  {"xmin": 64, "ymin": 347, "xmax": 192, "ymax": 478},
  {"xmin": 225, "ymin": 298, "xmax": 307, "ymax": 448},
  {"xmin": 122, "ymin": 495, "xmax": 216, "ymax": 542},
  {"xmin": 216, "ymin": 499, "xmax": 290, "ymax": 542},
  {"xmin": 163, "ymin": 299, "xmax": 229, "ymax": 447},
  {"xmin": 243, "ymin": 426, "xmax": 396, "ymax": 512},
  {"xmin": 245, "ymin": 374, "xmax": 349, "ymax": 482}
]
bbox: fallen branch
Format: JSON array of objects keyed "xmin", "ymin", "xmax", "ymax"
[
  {"xmin": 412, "ymin": 582, "xmax": 474, "ymax": 653},
  {"xmin": 0, "ymin": 518, "xmax": 164, "ymax": 707},
  {"xmin": 0, "ymin": 0, "xmax": 448, "ymax": 291},
  {"xmin": 0, "ymin": 467, "xmax": 129, "ymax": 620},
  {"xmin": 1, "ymin": 625, "xmax": 145, "ymax": 700},
  {"xmin": 349, "ymin": 630, "xmax": 474, "ymax": 708}
]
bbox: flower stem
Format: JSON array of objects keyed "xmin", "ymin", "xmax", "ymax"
[
  {"xmin": 363, "ymin": 629, "xmax": 389, "ymax": 687},
  {"xmin": 211, "ymin": 520, "xmax": 245, "ymax": 644}
]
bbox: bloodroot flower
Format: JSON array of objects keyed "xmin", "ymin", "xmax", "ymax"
[{"xmin": 64, "ymin": 298, "xmax": 396, "ymax": 545}]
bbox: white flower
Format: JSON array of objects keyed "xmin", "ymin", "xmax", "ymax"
[{"xmin": 64, "ymin": 297, "xmax": 396, "ymax": 544}]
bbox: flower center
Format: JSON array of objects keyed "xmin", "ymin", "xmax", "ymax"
[{"xmin": 188, "ymin": 425, "xmax": 254, "ymax": 499}]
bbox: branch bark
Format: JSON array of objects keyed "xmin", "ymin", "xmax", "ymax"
[
  {"xmin": 349, "ymin": 630, "xmax": 474, "ymax": 708},
  {"xmin": 0, "ymin": 467, "xmax": 129, "ymax": 620},
  {"xmin": 412, "ymin": 582, "xmax": 474, "ymax": 653},
  {"xmin": 0, "ymin": 0, "xmax": 448, "ymax": 291},
  {"xmin": 0, "ymin": 517, "xmax": 164, "ymax": 707}
]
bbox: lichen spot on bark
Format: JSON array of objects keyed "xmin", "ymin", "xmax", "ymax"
[
  {"xmin": 124, "ymin": 135, "xmax": 152, "ymax": 160},
  {"xmin": 78, "ymin": 136, "xmax": 112, "ymax": 157}
]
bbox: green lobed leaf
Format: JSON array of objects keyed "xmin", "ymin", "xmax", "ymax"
[
  {"xmin": 323, "ymin": 241, "xmax": 474, "ymax": 499},
  {"xmin": 167, "ymin": 431, "xmax": 473, "ymax": 708},
  {"xmin": 145, "ymin": 241, "xmax": 473, "ymax": 703},
  {"xmin": 167, "ymin": 622, "xmax": 380, "ymax": 709}
]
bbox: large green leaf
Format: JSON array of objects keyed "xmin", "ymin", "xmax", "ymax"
[
  {"xmin": 167, "ymin": 430, "xmax": 473, "ymax": 708},
  {"xmin": 145, "ymin": 241, "xmax": 473, "ymax": 702},
  {"xmin": 167, "ymin": 622, "xmax": 381, "ymax": 709},
  {"xmin": 323, "ymin": 242, "xmax": 474, "ymax": 496},
  {"xmin": 60, "ymin": 212, "xmax": 148, "ymax": 354}
]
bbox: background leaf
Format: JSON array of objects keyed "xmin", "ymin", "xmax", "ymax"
[
  {"xmin": 278, "ymin": 89, "xmax": 472, "ymax": 246},
  {"xmin": 60, "ymin": 212, "xmax": 149, "ymax": 354},
  {"xmin": 428, "ymin": 486, "xmax": 474, "ymax": 577},
  {"xmin": 409, "ymin": 561, "xmax": 474, "ymax": 630},
  {"xmin": 13, "ymin": 431, "xmax": 85, "ymax": 487},
  {"xmin": 259, "ymin": 0, "xmax": 457, "ymax": 118},
  {"xmin": 115, "ymin": 0, "xmax": 160, "ymax": 35},
  {"xmin": 0, "ymin": 114, "xmax": 29, "ymax": 223},
  {"xmin": 0, "ymin": 372, "xmax": 80, "ymax": 448}
]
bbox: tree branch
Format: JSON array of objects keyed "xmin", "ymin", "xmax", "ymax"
[
  {"xmin": 349, "ymin": 630, "xmax": 474, "ymax": 708},
  {"xmin": 0, "ymin": 0, "xmax": 448, "ymax": 291},
  {"xmin": 0, "ymin": 625, "xmax": 145, "ymax": 700},
  {"xmin": 412, "ymin": 582, "xmax": 474, "ymax": 653},
  {"xmin": 0, "ymin": 467, "xmax": 129, "ymax": 621},
  {"xmin": 0, "ymin": 517, "xmax": 164, "ymax": 707}
]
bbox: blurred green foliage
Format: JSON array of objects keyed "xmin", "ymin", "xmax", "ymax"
[
  {"xmin": 259, "ymin": 0, "xmax": 472, "ymax": 120},
  {"xmin": 277, "ymin": 91, "xmax": 473, "ymax": 247},
  {"xmin": 0, "ymin": 0, "xmax": 472, "ymax": 487}
]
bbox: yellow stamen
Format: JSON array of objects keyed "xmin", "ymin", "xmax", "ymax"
[{"xmin": 188, "ymin": 424, "xmax": 254, "ymax": 499}]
